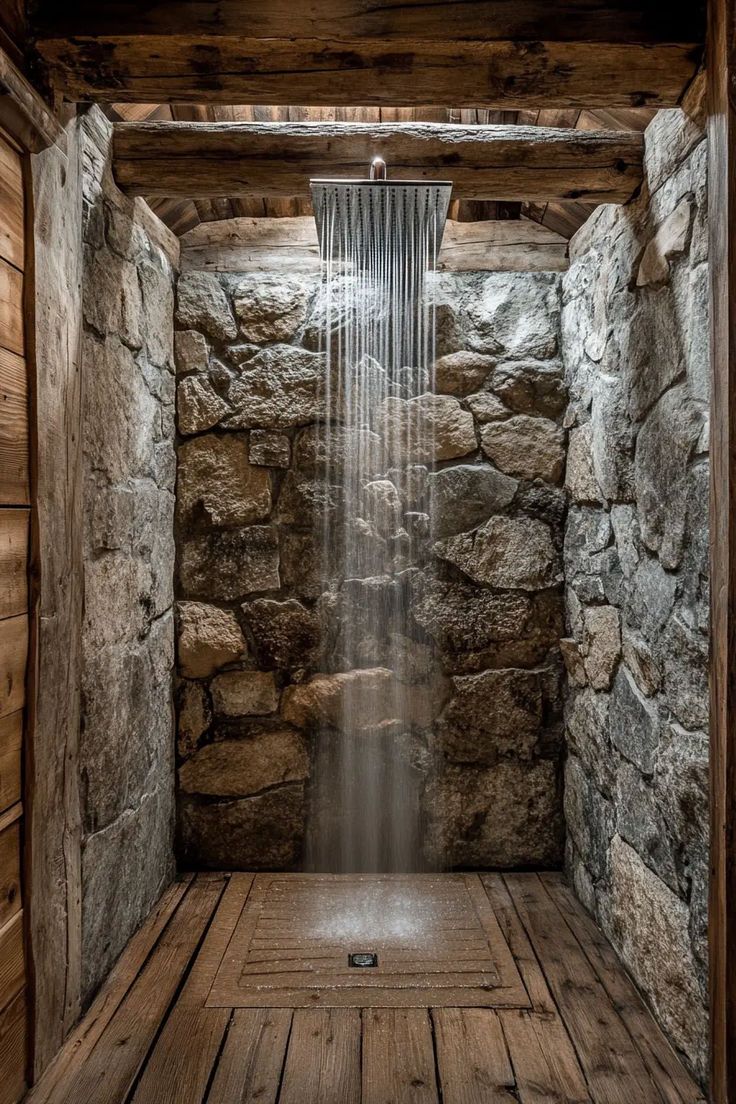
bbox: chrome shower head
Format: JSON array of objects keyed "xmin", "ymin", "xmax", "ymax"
[{"xmin": 310, "ymin": 160, "xmax": 452, "ymax": 265}]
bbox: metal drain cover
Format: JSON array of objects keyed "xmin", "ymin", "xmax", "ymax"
[{"xmin": 348, "ymin": 952, "xmax": 378, "ymax": 968}]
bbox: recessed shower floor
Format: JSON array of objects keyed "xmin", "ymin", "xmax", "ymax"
[{"xmin": 28, "ymin": 872, "xmax": 706, "ymax": 1104}]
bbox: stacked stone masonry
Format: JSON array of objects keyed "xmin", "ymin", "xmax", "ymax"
[
  {"xmin": 174, "ymin": 268, "xmax": 568, "ymax": 873},
  {"xmin": 561, "ymin": 108, "xmax": 709, "ymax": 1082},
  {"xmin": 79, "ymin": 109, "xmax": 176, "ymax": 1002}
]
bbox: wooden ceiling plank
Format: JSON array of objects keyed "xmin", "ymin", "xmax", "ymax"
[
  {"xmin": 36, "ymin": 37, "xmax": 700, "ymax": 110},
  {"xmin": 112, "ymin": 121, "xmax": 644, "ymax": 204}
]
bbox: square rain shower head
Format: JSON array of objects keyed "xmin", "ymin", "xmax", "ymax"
[{"xmin": 310, "ymin": 179, "xmax": 453, "ymax": 265}]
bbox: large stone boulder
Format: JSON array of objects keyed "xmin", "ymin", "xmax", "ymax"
[
  {"xmin": 175, "ymin": 272, "xmax": 237, "ymax": 342},
  {"xmin": 294, "ymin": 423, "xmax": 385, "ymax": 478},
  {"xmin": 581, "ymin": 605, "xmax": 621, "ymax": 691},
  {"xmin": 435, "ymin": 516, "xmax": 561, "ymax": 591},
  {"xmin": 177, "ymin": 680, "xmax": 211, "ymax": 758},
  {"xmin": 179, "ymin": 730, "xmax": 308, "ymax": 796},
  {"xmin": 179, "ymin": 526, "xmax": 280, "ymax": 600},
  {"xmin": 433, "ymin": 350, "xmax": 494, "ymax": 396},
  {"xmin": 177, "ymin": 375, "xmax": 230, "ymax": 436},
  {"xmin": 210, "ymin": 670, "xmax": 279, "ymax": 716},
  {"xmin": 225, "ymin": 345, "xmax": 327, "ymax": 429},
  {"xmin": 249, "ymin": 430, "xmax": 291, "ymax": 469},
  {"xmin": 438, "ymin": 668, "xmax": 543, "ymax": 763},
  {"xmin": 463, "ymin": 272, "xmax": 560, "ymax": 360},
  {"xmin": 242, "ymin": 597, "xmax": 321, "ymax": 670},
  {"xmin": 281, "ymin": 667, "xmax": 441, "ymax": 731},
  {"xmin": 176, "ymin": 601, "xmax": 246, "ymax": 679},
  {"xmin": 435, "ymin": 759, "xmax": 563, "ymax": 867},
  {"xmin": 491, "ymin": 361, "xmax": 567, "ymax": 419},
  {"xmin": 464, "ymin": 391, "xmax": 510, "ymax": 423},
  {"xmin": 480, "ymin": 415, "xmax": 565, "ymax": 483},
  {"xmin": 177, "ymin": 434, "xmax": 271, "ymax": 527},
  {"xmin": 174, "ymin": 329, "xmax": 208, "ymax": 375},
  {"xmin": 610, "ymin": 666, "xmax": 660, "ymax": 774},
  {"xmin": 565, "ymin": 423, "xmax": 602, "ymax": 504},
  {"xmin": 179, "ymin": 784, "xmax": 305, "ymax": 869},
  {"xmin": 376, "ymin": 393, "xmax": 476, "ymax": 463},
  {"xmin": 231, "ymin": 274, "xmax": 310, "ymax": 343},
  {"xmin": 427, "ymin": 464, "xmax": 518, "ymax": 538}
]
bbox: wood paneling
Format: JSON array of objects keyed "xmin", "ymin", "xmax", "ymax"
[
  {"xmin": 0, "ymin": 713, "xmax": 21, "ymax": 814},
  {"xmin": 0, "ymin": 615, "xmax": 26, "ymax": 718},
  {"xmin": 0, "ymin": 509, "xmax": 28, "ymax": 620},
  {"xmin": 0, "ymin": 807, "xmax": 21, "ymax": 929},
  {"xmin": 0, "ymin": 257, "xmax": 22, "ymax": 356},
  {"xmin": 0, "ymin": 46, "xmax": 64, "ymax": 154},
  {"xmin": 0, "ymin": 348, "xmax": 28, "ymax": 505},
  {"xmin": 708, "ymin": 1, "xmax": 736, "ymax": 1099},
  {"xmin": 0, "ymin": 133, "xmax": 23, "ymax": 271},
  {"xmin": 0, "ymin": 911, "xmax": 24, "ymax": 1013},
  {"xmin": 0, "ymin": 989, "xmax": 26, "ymax": 1104},
  {"xmin": 113, "ymin": 121, "xmax": 643, "ymax": 203}
]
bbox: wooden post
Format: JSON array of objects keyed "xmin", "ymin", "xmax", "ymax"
[{"xmin": 708, "ymin": 0, "xmax": 736, "ymax": 1100}]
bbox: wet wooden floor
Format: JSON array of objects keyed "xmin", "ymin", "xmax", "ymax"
[{"xmin": 27, "ymin": 872, "xmax": 706, "ymax": 1104}]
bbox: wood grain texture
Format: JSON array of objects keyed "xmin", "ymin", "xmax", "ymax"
[
  {"xmin": 0, "ymin": 989, "xmax": 26, "ymax": 1104},
  {"xmin": 363, "ymin": 1008, "xmax": 439, "ymax": 1104},
  {"xmin": 206, "ymin": 1009, "xmax": 292, "ymax": 1104},
  {"xmin": 113, "ymin": 121, "xmax": 643, "ymax": 202},
  {"xmin": 0, "ymin": 712, "xmax": 21, "ymax": 814},
  {"xmin": 500, "ymin": 1009, "xmax": 592, "ymax": 1104},
  {"xmin": 0, "ymin": 509, "xmax": 28, "ymax": 620},
  {"xmin": 180, "ymin": 214, "xmax": 568, "ymax": 274},
  {"xmin": 0, "ymin": 910, "xmax": 23, "ymax": 1014},
  {"xmin": 0, "ymin": 614, "xmax": 26, "ymax": 718},
  {"xmin": 33, "ymin": 1, "xmax": 705, "ymax": 43},
  {"xmin": 0, "ymin": 44, "xmax": 64, "ymax": 153},
  {"xmin": 433, "ymin": 1008, "xmax": 516, "ymax": 1103},
  {"xmin": 0, "ymin": 132, "xmax": 23, "ymax": 270},
  {"xmin": 279, "ymin": 1009, "xmax": 361, "ymax": 1104},
  {"xmin": 0, "ymin": 348, "xmax": 28, "ymax": 505},
  {"xmin": 27, "ymin": 118, "xmax": 84, "ymax": 1077},
  {"xmin": 0, "ymin": 256, "xmax": 22, "ymax": 356},
  {"xmin": 37, "ymin": 35, "xmax": 701, "ymax": 109},
  {"xmin": 0, "ymin": 809, "xmax": 21, "ymax": 928},
  {"xmin": 708, "ymin": 4, "xmax": 736, "ymax": 1101}
]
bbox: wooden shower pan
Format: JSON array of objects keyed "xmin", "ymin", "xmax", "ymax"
[{"xmin": 205, "ymin": 873, "xmax": 530, "ymax": 1008}]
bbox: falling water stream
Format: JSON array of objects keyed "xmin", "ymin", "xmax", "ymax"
[{"xmin": 306, "ymin": 179, "xmax": 452, "ymax": 873}]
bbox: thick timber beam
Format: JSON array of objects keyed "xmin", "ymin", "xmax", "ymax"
[
  {"xmin": 112, "ymin": 122, "xmax": 643, "ymax": 203},
  {"xmin": 33, "ymin": 2, "xmax": 704, "ymax": 108}
]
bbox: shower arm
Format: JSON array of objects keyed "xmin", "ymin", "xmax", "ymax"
[{"xmin": 370, "ymin": 157, "xmax": 387, "ymax": 181}]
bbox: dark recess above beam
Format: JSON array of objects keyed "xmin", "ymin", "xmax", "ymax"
[{"xmin": 112, "ymin": 121, "xmax": 644, "ymax": 204}]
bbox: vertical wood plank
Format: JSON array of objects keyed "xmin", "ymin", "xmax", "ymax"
[
  {"xmin": 708, "ymin": 2, "xmax": 736, "ymax": 1099},
  {"xmin": 0, "ymin": 257, "xmax": 22, "ymax": 356},
  {"xmin": 0, "ymin": 348, "xmax": 28, "ymax": 505},
  {"xmin": 279, "ymin": 1009, "xmax": 361, "ymax": 1104},
  {"xmin": 0, "ymin": 712, "xmax": 21, "ymax": 813},
  {"xmin": 0, "ymin": 811, "xmax": 21, "ymax": 927},
  {"xmin": 206, "ymin": 1009, "xmax": 292, "ymax": 1104},
  {"xmin": 362, "ymin": 1008, "xmax": 439, "ymax": 1104},
  {"xmin": 0, "ymin": 989, "xmax": 26, "ymax": 1104},
  {"xmin": 0, "ymin": 613, "xmax": 27, "ymax": 718},
  {"xmin": 0, "ymin": 910, "xmax": 23, "ymax": 1013},
  {"xmin": 27, "ymin": 116, "xmax": 85, "ymax": 1077},
  {"xmin": 500, "ymin": 1009, "xmax": 592, "ymax": 1104},
  {"xmin": 0, "ymin": 133, "xmax": 23, "ymax": 271},
  {"xmin": 432, "ymin": 1008, "xmax": 517, "ymax": 1103},
  {"xmin": 0, "ymin": 508, "xmax": 28, "ymax": 619}
]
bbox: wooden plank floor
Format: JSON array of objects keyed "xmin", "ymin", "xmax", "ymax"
[{"xmin": 26, "ymin": 872, "xmax": 707, "ymax": 1104}]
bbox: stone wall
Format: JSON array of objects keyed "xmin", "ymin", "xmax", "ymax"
[
  {"xmin": 79, "ymin": 109, "xmax": 176, "ymax": 1001},
  {"xmin": 174, "ymin": 266, "xmax": 567, "ymax": 871},
  {"xmin": 561, "ymin": 108, "xmax": 709, "ymax": 1081}
]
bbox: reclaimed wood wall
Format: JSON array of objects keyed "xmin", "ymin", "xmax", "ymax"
[{"xmin": 0, "ymin": 123, "xmax": 29, "ymax": 1104}]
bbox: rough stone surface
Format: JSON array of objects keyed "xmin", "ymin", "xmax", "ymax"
[
  {"xmin": 176, "ymin": 272, "xmax": 237, "ymax": 342},
  {"xmin": 435, "ymin": 516, "xmax": 561, "ymax": 591},
  {"xmin": 175, "ymin": 263, "xmax": 565, "ymax": 874},
  {"xmin": 481, "ymin": 415, "xmax": 565, "ymax": 483},
  {"xmin": 177, "ymin": 434, "xmax": 272, "ymax": 528},
  {"xmin": 177, "ymin": 601, "xmax": 246, "ymax": 679},
  {"xmin": 79, "ymin": 110, "xmax": 175, "ymax": 1003},
  {"xmin": 179, "ymin": 731, "xmax": 308, "ymax": 796},
  {"xmin": 433, "ymin": 350, "xmax": 494, "ymax": 396},
  {"xmin": 231, "ymin": 274, "xmax": 310, "ymax": 343},
  {"xmin": 210, "ymin": 670, "xmax": 279, "ymax": 716},
  {"xmin": 562, "ymin": 109, "xmax": 708, "ymax": 1083}
]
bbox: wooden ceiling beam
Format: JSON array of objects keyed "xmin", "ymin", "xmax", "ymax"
[
  {"xmin": 112, "ymin": 121, "xmax": 644, "ymax": 204},
  {"xmin": 35, "ymin": 36, "xmax": 700, "ymax": 110}
]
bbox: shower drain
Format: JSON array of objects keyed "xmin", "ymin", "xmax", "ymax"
[{"xmin": 348, "ymin": 952, "xmax": 378, "ymax": 968}]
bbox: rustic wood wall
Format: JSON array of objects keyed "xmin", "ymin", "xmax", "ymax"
[{"xmin": 0, "ymin": 122, "xmax": 30, "ymax": 1104}]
